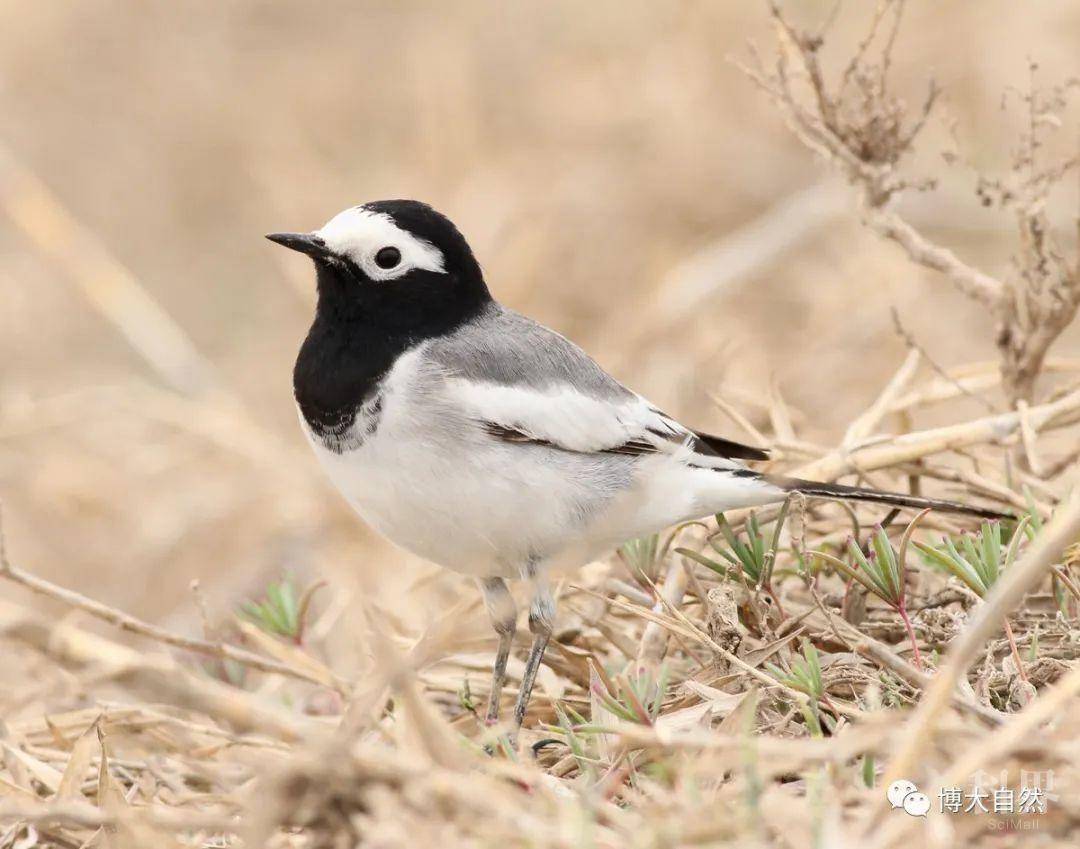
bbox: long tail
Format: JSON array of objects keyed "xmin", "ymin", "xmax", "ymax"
[{"xmin": 765, "ymin": 475, "xmax": 1011, "ymax": 521}]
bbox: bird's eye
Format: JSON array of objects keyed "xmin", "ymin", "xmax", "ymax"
[{"xmin": 374, "ymin": 246, "xmax": 401, "ymax": 269}]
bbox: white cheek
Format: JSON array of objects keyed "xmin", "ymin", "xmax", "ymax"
[{"xmin": 316, "ymin": 208, "xmax": 446, "ymax": 282}]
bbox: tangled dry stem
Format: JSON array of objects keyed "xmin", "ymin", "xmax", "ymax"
[{"xmin": 744, "ymin": 0, "xmax": 1080, "ymax": 406}]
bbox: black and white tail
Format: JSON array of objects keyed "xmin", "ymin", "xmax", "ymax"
[{"xmin": 765, "ymin": 475, "xmax": 1010, "ymax": 521}]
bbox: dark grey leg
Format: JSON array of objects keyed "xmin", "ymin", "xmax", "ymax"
[
  {"xmin": 479, "ymin": 577, "xmax": 516, "ymax": 724},
  {"xmin": 511, "ymin": 572, "xmax": 555, "ymax": 732}
]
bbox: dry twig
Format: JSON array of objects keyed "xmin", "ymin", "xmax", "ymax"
[
  {"xmin": 0, "ymin": 504, "xmax": 348, "ymax": 694},
  {"xmin": 745, "ymin": 1, "xmax": 1080, "ymax": 405}
]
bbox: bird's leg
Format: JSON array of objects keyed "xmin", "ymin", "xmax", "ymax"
[
  {"xmin": 512, "ymin": 565, "xmax": 555, "ymax": 732},
  {"xmin": 479, "ymin": 577, "xmax": 517, "ymax": 725}
]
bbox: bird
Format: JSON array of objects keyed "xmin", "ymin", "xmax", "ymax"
[{"xmin": 267, "ymin": 200, "xmax": 1005, "ymax": 733}]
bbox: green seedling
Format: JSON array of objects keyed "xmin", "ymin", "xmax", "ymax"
[
  {"xmin": 589, "ymin": 665, "xmax": 670, "ymax": 727},
  {"xmin": 766, "ymin": 637, "xmax": 824, "ymax": 701},
  {"xmin": 239, "ymin": 575, "xmax": 299, "ymax": 639},
  {"xmin": 915, "ymin": 517, "xmax": 1030, "ymax": 681},
  {"xmin": 618, "ymin": 533, "xmax": 661, "ymax": 585},
  {"xmin": 620, "ymin": 520, "xmax": 713, "ymax": 588},
  {"xmin": 914, "ymin": 519, "xmax": 1017, "ymax": 596},
  {"xmin": 538, "ymin": 701, "xmax": 625, "ymax": 779},
  {"xmin": 765, "ymin": 637, "xmax": 830, "ymax": 735},
  {"xmin": 677, "ymin": 499, "xmax": 792, "ymax": 616},
  {"xmin": 238, "ymin": 575, "xmax": 326, "ymax": 645},
  {"xmin": 814, "ymin": 511, "xmax": 928, "ymax": 668},
  {"xmin": 458, "ymin": 679, "xmax": 479, "ymax": 716},
  {"xmin": 540, "ymin": 667, "xmax": 669, "ymax": 779},
  {"xmin": 862, "ymin": 753, "xmax": 876, "ymax": 789}
]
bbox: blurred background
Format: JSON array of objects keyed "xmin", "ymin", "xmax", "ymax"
[{"xmin": 1, "ymin": 1, "xmax": 1077, "ymax": 676}]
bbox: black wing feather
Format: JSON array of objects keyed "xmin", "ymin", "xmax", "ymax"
[
  {"xmin": 483, "ymin": 420, "xmax": 768, "ymax": 462},
  {"xmin": 482, "ymin": 421, "xmax": 659, "ymax": 457},
  {"xmin": 690, "ymin": 430, "xmax": 770, "ymax": 462}
]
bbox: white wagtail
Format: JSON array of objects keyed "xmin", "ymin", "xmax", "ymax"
[{"xmin": 268, "ymin": 200, "xmax": 1004, "ymax": 731}]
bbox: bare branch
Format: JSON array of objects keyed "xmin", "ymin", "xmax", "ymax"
[
  {"xmin": 746, "ymin": 1, "xmax": 1079, "ymax": 406},
  {"xmin": 865, "ymin": 208, "xmax": 1005, "ymax": 305}
]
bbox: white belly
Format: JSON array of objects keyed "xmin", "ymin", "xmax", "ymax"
[
  {"xmin": 296, "ymin": 348, "xmax": 621, "ymax": 577},
  {"xmin": 306, "ymin": 421, "xmax": 778, "ymax": 579},
  {"xmin": 298, "ymin": 349, "xmax": 781, "ymax": 579},
  {"xmin": 304, "ymin": 406, "xmax": 648, "ymax": 578}
]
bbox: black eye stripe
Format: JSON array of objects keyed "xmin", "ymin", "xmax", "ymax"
[{"xmin": 375, "ymin": 246, "xmax": 402, "ymax": 269}]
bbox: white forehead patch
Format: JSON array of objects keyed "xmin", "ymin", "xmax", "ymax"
[{"xmin": 315, "ymin": 207, "xmax": 446, "ymax": 281}]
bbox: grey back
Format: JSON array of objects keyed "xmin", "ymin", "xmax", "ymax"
[{"xmin": 426, "ymin": 303, "xmax": 634, "ymax": 401}]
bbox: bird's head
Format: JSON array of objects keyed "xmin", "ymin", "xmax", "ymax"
[{"xmin": 267, "ymin": 200, "xmax": 489, "ymax": 330}]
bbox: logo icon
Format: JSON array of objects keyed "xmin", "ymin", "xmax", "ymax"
[
  {"xmin": 887, "ymin": 779, "xmax": 928, "ymax": 816},
  {"xmin": 887, "ymin": 779, "xmax": 918, "ymax": 809},
  {"xmin": 903, "ymin": 791, "xmax": 931, "ymax": 817}
]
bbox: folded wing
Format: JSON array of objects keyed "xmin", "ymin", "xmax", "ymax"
[{"xmin": 426, "ymin": 304, "xmax": 768, "ymax": 467}]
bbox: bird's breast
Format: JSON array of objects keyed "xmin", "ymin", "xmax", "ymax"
[{"xmin": 292, "ymin": 312, "xmax": 409, "ymax": 450}]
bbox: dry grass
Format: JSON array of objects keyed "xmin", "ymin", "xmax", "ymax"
[
  {"xmin": 1, "ymin": 1, "xmax": 1079, "ymax": 847},
  {"xmin": 0, "ymin": 354, "xmax": 1078, "ymax": 847}
]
